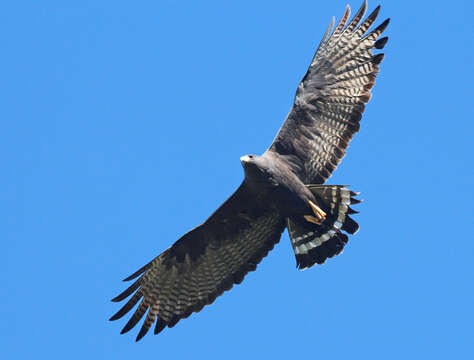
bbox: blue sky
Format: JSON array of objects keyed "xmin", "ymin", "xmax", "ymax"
[{"xmin": 2, "ymin": 0, "xmax": 473, "ymax": 359}]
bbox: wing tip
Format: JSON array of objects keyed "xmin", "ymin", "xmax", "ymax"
[
  {"xmin": 372, "ymin": 53, "xmax": 385, "ymax": 65},
  {"xmin": 121, "ymin": 260, "xmax": 153, "ymax": 282},
  {"xmin": 374, "ymin": 36, "xmax": 389, "ymax": 49},
  {"xmin": 376, "ymin": 18, "xmax": 391, "ymax": 35},
  {"xmin": 135, "ymin": 326, "xmax": 149, "ymax": 342},
  {"xmin": 154, "ymin": 319, "xmax": 167, "ymax": 335}
]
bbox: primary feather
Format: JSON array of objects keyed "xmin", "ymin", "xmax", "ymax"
[{"xmin": 269, "ymin": 0, "xmax": 389, "ymax": 184}]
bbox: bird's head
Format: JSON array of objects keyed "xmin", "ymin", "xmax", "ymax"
[
  {"xmin": 240, "ymin": 154, "xmax": 271, "ymax": 186},
  {"xmin": 240, "ymin": 154, "xmax": 258, "ymax": 166}
]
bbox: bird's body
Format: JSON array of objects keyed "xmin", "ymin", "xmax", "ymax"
[
  {"xmin": 241, "ymin": 153, "xmax": 315, "ymax": 217},
  {"xmin": 110, "ymin": 0, "xmax": 389, "ymax": 341}
]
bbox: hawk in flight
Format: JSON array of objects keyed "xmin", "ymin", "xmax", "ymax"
[{"xmin": 110, "ymin": 0, "xmax": 389, "ymax": 341}]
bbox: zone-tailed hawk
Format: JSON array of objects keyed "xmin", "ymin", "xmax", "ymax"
[{"xmin": 110, "ymin": 0, "xmax": 389, "ymax": 341}]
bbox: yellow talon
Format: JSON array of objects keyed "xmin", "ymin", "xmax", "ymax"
[
  {"xmin": 308, "ymin": 200, "xmax": 326, "ymax": 220},
  {"xmin": 304, "ymin": 215, "xmax": 322, "ymax": 225}
]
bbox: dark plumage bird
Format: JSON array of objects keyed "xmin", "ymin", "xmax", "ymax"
[{"xmin": 110, "ymin": 0, "xmax": 389, "ymax": 341}]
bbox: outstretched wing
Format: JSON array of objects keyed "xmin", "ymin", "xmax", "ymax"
[
  {"xmin": 268, "ymin": 1, "xmax": 389, "ymax": 184},
  {"xmin": 110, "ymin": 182, "xmax": 285, "ymax": 341}
]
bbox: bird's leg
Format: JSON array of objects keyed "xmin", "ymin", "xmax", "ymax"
[{"xmin": 304, "ymin": 201, "xmax": 326, "ymax": 225}]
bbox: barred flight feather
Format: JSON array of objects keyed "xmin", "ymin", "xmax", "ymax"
[
  {"xmin": 269, "ymin": 0, "xmax": 389, "ymax": 185},
  {"xmin": 110, "ymin": 183, "xmax": 286, "ymax": 341}
]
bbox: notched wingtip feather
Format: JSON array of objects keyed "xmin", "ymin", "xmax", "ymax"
[
  {"xmin": 121, "ymin": 260, "xmax": 153, "ymax": 282},
  {"xmin": 376, "ymin": 18, "xmax": 390, "ymax": 34},
  {"xmin": 111, "ymin": 278, "xmax": 141, "ymax": 302},
  {"xmin": 347, "ymin": 0, "xmax": 368, "ymax": 32},
  {"xmin": 372, "ymin": 53, "xmax": 385, "ymax": 64},
  {"xmin": 109, "ymin": 307, "xmax": 127, "ymax": 321},
  {"xmin": 318, "ymin": 16, "xmax": 336, "ymax": 51},
  {"xmin": 120, "ymin": 316, "xmax": 140, "ymax": 335},
  {"xmin": 365, "ymin": 5, "xmax": 381, "ymax": 26},
  {"xmin": 358, "ymin": 0, "xmax": 368, "ymax": 15},
  {"xmin": 372, "ymin": 5, "xmax": 381, "ymax": 18},
  {"xmin": 333, "ymin": 5, "xmax": 350, "ymax": 36},
  {"xmin": 135, "ymin": 326, "xmax": 149, "ymax": 342},
  {"xmin": 374, "ymin": 36, "xmax": 389, "ymax": 49},
  {"xmin": 154, "ymin": 319, "xmax": 167, "ymax": 335}
]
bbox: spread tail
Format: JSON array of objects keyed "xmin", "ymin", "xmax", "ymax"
[{"xmin": 287, "ymin": 185, "xmax": 360, "ymax": 269}]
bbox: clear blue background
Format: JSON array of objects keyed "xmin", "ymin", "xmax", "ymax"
[{"xmin": 2, "ymin": 1, "xmax": 473, "ymax": 359}]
